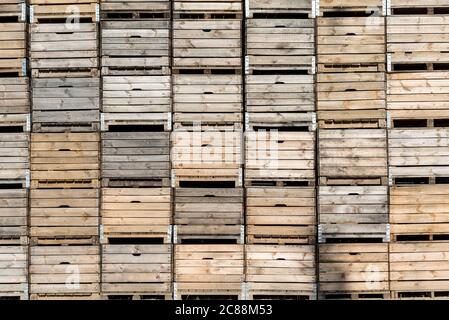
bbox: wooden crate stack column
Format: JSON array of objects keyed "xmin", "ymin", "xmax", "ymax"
[
  {"xmin": 29, "ymin": 0, "xmax": 100, "ymax": 132},
  {"xmin": 387, "ymin": 0, "xmax": 449, "ymax": 299},
  {"xmin": 244, "ymin": 0, "xmax": 316, "ymax": 300},
  {"xmin": 29, "ymin": 133, "xmax": 100, "ymax": 299},
  {"xmin": 172, "ymin": 0, "xmax": 243, "ymax": 130},
  {"xmin": 172, "ymin": 0, "xmax": 244, "ymax": 300},
  {"xmin": 316, "ymin": 0, "xmax": 390, "ymax": 299},
  {"xmin": 101, "ymin": 0, "xmax": 171, "ymax": 131},
  {"xmin": 0, "ymin": 0, "xmax": 29, "ymax": 300},
  {"xmin": 29, "ymin": 0, "xmax": 100, "ymax": 300},
  {"xmin": 100, "ymin": 0, "xmax": 172, "ymax": 300}
]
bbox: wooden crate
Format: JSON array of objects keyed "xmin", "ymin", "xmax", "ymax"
[
  {"xmin": 102, "ymin": 244, "xmax": 172, "ymax": 299},
  {"xmin": 174, "ymin": 188, "xmax": 243, "ymax": 243},
  {"xmin": 0, "ymin": 246, "xmax": 28, "ymax": 300},
  {"xmin": 172, "ymin": 130, "xmax": 242, "ymax": 187},
  {"xmin": 246, "ymin": 0, "xmax": 312, "ymax": 17},
  {"xmin": 101, "ymin": 188, "xmax": 172, "ymax": 243},
  {"xmin": 0, "ymin": 189, "xmax": 28, "ymax": 244},
  {"xmin": 173, "ymin": 20, "xmax": 242, "ymax": 70},
  {"xmin": 174, "ymin": 244, "xmax": 244, "ymax": 299},
  {"xmin": 245, "ymin": 131, "xmax": 315, "ymax": 186},
  {"xmin": 102, "ymin": 132, "xmax": 170, "ymax": 187},
  {"xmin": 173, "ymin": 0, "xmax": 242, "ymax": 17},
  {"xmin": 389, "ymin": 0, "xmax": 449, "ymax": 12},
  {"xmin": 0, "ymin": 22, "xmax": 26, "ymax": 77},
  {"xmin": 246, "ymin": 245, "xmax": 316, "ymax": 300},
  {"xmin": 247, "ymin": 17, "xmax": 314, "ymax": 74},
  {"xmin": 318, "ymin": 186, "xmax": 389, "ymax": 243},
  {"xmin": 0, "ymin": 78, "xmax": 29, "ymax": 114},
  {"xmin": 32, "ymin": 78, "xmax": 100, "ymax": 133},
  {"xmin": 0, "ymin": 0, "xmax": 26, "ymax": 22},
  {"xmin": 101, "ymin": 0, "xmax": 170, "ymax": 20},
  {"xmin": 390, "ymin": 185, "xmax": 449, "ymax": 241},
  {"xmin": 389, "ymin": 128, "xmax": 449, "ymax": 184},
  {"xmin": 245, "ymin": 74, "xmax": 315, "ymax": 130},
  {"xmin": 30, "ymin": 245, "xmax": 100, "ymax": 299},
  {"xmin": 173, "ymin": 74, "xmax": 242, "ymax": 128},
  {"xmin": 387, "ymin": 4, "xmax": 449, "ymax": 72},
  {"xmin": 390, "ymin": 242, "xmax": 449, "ymax": 299},
  {"xmin": 30, "ymin": 0, "xmax": 98, "ymax": 23},
  {"xmin": 387, "ymin": 72, "xmax": 449, "ymax": 127},
  {"xmin": 319, "ymin": 0, "xmax": 385, "ymax": 13},
  {"xmin": 246, "ymin": 188, "xmax": 315, "ymax": 245},
  {"xmin": 0, "ymin": 132, "xmax": 29, "ymax": 188},
  {"xmin": 101, "ymin": 21, "xmax": 170, "ymax": 76},
  {"xmin": 319, "ymin": 129, "xmax": 388, "ymax": 185},
  {"xmin": 317, "ymin": 17, "xmax": 385, "ymax": 73},
  {"xmin": 30, "ymin": 133, "xmax": 100, "ymax": 189},
  {"xmin": 317, "ymin": 73, "xmax": 386, "ymax": 129},
  {"xmin": 30, "ymin": 189, "xmax": 99, "ymax": 242},
  {"xmin": 319, "ymin": 244, "xmax": 390, "ymax": 299},
  {"xmin": 102, "ymin": 76, "xmax": 171, "ymax": 130},
  {"xmin": 30, "ymin": 23, "xmax": 99, "ymax": 78}
]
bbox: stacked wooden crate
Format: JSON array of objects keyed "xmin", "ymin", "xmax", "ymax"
[
  {"xmin": 172, "ymin": 0, "xmax": 242, "ymax": 130},
  {"xmin": 387, "ymin": 0, "xmax": 449, "ymax": 299},
  {"xmin": 244, "ymin": 0, "xmax": 317, "ymax": 300},
  {"xmin": 29, "ymin": 133, "xmax": 100, "ymax": 299},
  {"xmin": 319, "ymin": 243, "xmax": 390, "ymax": 300},
  {"xmin": 172, "ymin": 0, "xmax": 244, "ymax": 300},
  {"xmin": 28, "ymin": 0, "xmax": 100, "ymax": 300},
  {"xmin": 0, "ymin": 0, "xmax": 29, "ymax": 300},
  {"xmin": 171, "ymin": 0, "xmax": 243, "ymax": 189},
  {"xmin": 317, "ymin": 0, "xmax": 390, "ymax": 299},
  {"xmin": 100, "ymin": 0, "xmax": 172, "ymax": 300}
]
